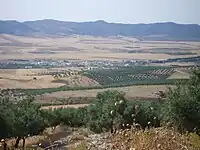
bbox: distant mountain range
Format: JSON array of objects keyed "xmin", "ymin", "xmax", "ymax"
[{"xmin": 1, "ymin": 19, "xmax": 200, "ymax": 41}]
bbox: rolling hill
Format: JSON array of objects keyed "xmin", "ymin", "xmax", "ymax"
[
  {"xmin": 1, "ymin": 19, "xmax": 200, "ymax": 40},
  {"xmin": 0, "ymin": 20, "xmax": 36, "ymax": 35}
]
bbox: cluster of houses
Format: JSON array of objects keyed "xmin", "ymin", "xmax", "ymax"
[
  {"xmin": 0, "ymin": 59, "xmax": 149, "ymax": 69},
  {"xmin": 1, "ymin": 56, "xmax": 199, "ymax": 70}
]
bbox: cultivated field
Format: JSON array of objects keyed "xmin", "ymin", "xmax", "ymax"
[
  {"xmin": 0, "ymin": 34, "xmax": 200, "ymax": 61},
  {"xmin": 0, "ymin": 34, "xmax": 198, "ymax": 97},
  {"xmin": 0, "ymin": 66, "xmax": 190, "ymax": 90},
  {"xmin": 83, "ymin": 66, "xmax": 176, "ymax": 86},
  {"xmin": 0, "ymin": 68, "xmax": 98, "ymax": 89},
  {"xmin": 36, "ymin": 85, "xmax": 174, "ymax": 104}
]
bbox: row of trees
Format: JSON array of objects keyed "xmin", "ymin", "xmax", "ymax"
[
  {"xmin": 0, "ymin": 69, "xmax": 200, "ymax": 148},
  {"xmin": 83, "ymin": 66, "xmax": 174, "ymax": 85}
]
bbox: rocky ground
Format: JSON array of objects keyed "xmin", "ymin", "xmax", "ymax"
[
  {"xmin": 5, "ymin": 126, "xmax": 199, "ymax": 150},
  {"xmin": 38, "ymin": 127, "xmax": 114, "ymax": 150},
  {"xmin": 61, "ymin": 129, "xmax": 113, "ymax": 149}
]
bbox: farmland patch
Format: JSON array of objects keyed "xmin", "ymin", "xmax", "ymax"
[{"xmin": 82, "ymin": 66, "xmax": 175, "ymax": 86}]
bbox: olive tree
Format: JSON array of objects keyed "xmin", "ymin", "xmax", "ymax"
[{"xmin": 3, "ymin": 96, "xmax": 45, "ymax": 148}]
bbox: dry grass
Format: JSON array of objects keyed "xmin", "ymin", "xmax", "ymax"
[
  {"xmin": 0, "ymin": 34, "xmax": 199, "ymax": 61},
  {"xmin": 4, "ymin": 125, "xmax": 200, "ymax": 150},
  {"xmin": 70, "ymin": 141, "xmax": 87, "ymax": 150},
  {"xmin": 0, "ymin": 51, "xmax": 178, "ymax": 61},
  {"xmin": 111, "ymin": 127, "xmax": 200, "ymax": 150},
  {"xmin": 5, "ymin": 125, "xmax": 69, "ymax": 149},
  {"xmin": 0, "ymin": 75, "xmax": 63, "ymax": 89},
  {"xmin": 68, "ymin": 126, "xmax": 200, "ymax": 150},
  {"xmin": 0, "ymin": 69, "xmax": 98, "ymax": 89},
  {"xmin": 41, "ymin": 104, "xmax": 89, "ymax": 110},
  {"xmin": 167, "ymin": 70, "xmax": 191, "ymax": 79},
  {"xmin": 54, "ymin": 75, "xmax": 99, "ymax": 87},
  {"xmin": 42, "ymin": 85, "xmax": 173, "ymax": 99}
]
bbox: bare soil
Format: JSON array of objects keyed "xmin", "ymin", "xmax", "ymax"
[
  {"xmin": 39, "ymin": 85, "xmax": 173, "ymax": 101},
  {"xmin": 41, "ymin": 104, "xmax": 89, "ymax": 110},
  {"xmin": 167, "ymin": 70, "xmax": 190, "ymax": 79},
  {"xmin": 0, "ymin": 69, "xmax": 99, "ymax": 89}
]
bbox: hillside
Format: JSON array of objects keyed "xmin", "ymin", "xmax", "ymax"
[
  {"xmin": 0, "ymin": 19, "xmax": 200, "ymax": 40},
  {"xmin": 0, "ymin": 20, "xmax": 36, "ymax": 35}
]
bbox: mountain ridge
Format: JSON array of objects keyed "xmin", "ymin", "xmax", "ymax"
[{"xmin": 1, "ymin": 19, "xmax": 200, "ymax": 40}]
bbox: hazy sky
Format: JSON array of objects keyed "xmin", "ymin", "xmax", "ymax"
[{"xmin": 0, "ymin": 0, "xmax": 200, "ymax": 24}]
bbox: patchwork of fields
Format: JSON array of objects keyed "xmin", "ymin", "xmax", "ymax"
[
  {"xmin": 83, "ymin": 66, "xmax": 177, "ymax": 86},
  {"xmin": 23, "ymin": 66, "xmax": 191, "ymax": 105},
  {"xmin": 0, "ymin": 34, "xmax": 199, "ymax": 106},
  {"xmin": 0, "ymin": 68, "xmax": 98, "ymax": 89},
  {"xmin": 0, "ymin": 34, "xmax": 200, "ymax": 61},
  {"xmin": 0, "ymin": 66, "xmax": 191, "ymax": 95}
]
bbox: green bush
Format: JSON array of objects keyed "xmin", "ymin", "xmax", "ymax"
[
  {"xmin": 60, "ymin": 107, "xmax": 88, "ymax": 127},
  {"xmin": 86, "ymin": 90, "xmax": 127, "ymax": 133},
  {"xmin": 0, "ymin": 96, "xmax": 46, "ymax": 148},
  {"xmin": 86, "ymin": 90, "xmax": 162, "ymax": 133},
  {"xmin": 123, "ymin": 100, "xmax": 161, "ymax": 128},
  {"xmin": 163, "ymin": 69, "xmax": 200, "ymax": 133}
]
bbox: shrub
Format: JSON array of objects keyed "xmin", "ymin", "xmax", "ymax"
[
  {"xmin": 163, "ymin": 69, "xmax": 200, "ymax": 133},
  {"xmin": 86, "ymin": 90, "xmax": 162, "ymax": 133},
  {"xmin": 86, "ymin": 90, "xmax": 127, "ymax": 133},
  {"xmin": 125, "ymin": 100, "xmax": 161, "ymax": 129}
]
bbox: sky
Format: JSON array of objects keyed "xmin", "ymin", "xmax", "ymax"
[{"xmin": 0, "ymin": 0, "xmax": 200, "ymax": 24}]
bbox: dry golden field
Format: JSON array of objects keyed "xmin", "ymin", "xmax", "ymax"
[
  {"xmin": 0, "ymin": 34, "xmax": 198, "ymax": 90},
  {"xmin": 0, "ymin": 34, "xmax": 200, "ymax": 61},
  {"xmin": 167, "ymin": 70, "xmax": 191, "ymax": 79},
  {"xmin": 0, "ymin": 69, "xmax": 98, "ymax": 89},
  {"xmin": 36, "ymin": 85, "xmax": 173, "ymax": 101}
]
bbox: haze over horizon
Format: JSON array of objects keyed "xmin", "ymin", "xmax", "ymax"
[{"xmin": 0, "ymin": 0, "xmax": 200, "ymax": 24}]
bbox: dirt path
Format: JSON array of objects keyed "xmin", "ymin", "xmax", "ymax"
[{"xmin": 41, "ymin": 104, "xmax": 89, "ymax": 110}]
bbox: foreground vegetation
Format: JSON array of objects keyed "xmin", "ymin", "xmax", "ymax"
[
  {"xmin": 74, "ymin": 127, "xmax": 200, "ymax": 150},
  {"xmin": 110, "ymin": 127, "xmax": 199, "ymax": 150},
  {"xmin": 0, "ymin": 69, "xmax": 200, "ymax": 149}
]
